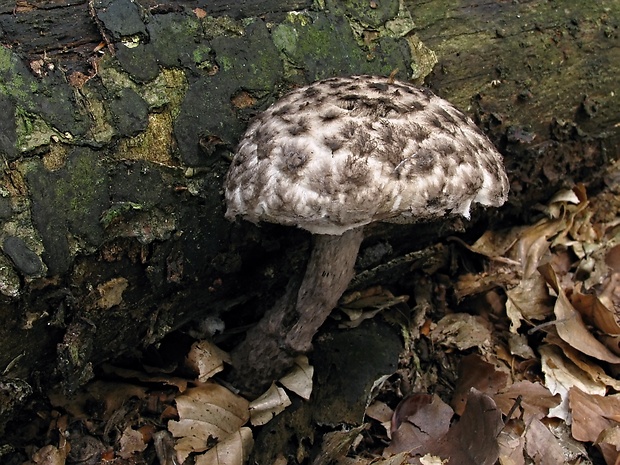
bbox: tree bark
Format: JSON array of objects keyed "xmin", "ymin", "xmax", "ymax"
[{"xmin": 0, "ymin": 0, "xmax": 617, "ymax": 434}]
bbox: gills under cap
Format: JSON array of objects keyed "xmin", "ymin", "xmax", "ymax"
[{"xmin": 225, "ymin": 75, "xmax": 509, "ymax": 235}]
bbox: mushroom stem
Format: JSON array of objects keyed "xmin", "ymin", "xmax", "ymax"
[{"xmin": 230, "ymin": 227, "xmax": 364, "ymax": 396}]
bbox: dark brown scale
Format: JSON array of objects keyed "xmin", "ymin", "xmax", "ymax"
[
  {"xmin": 369, "ymin": 82, "xmax": 389, "ymax": 92},
  {"xmin": 413, "ymin": 149, "xmax": 436, "ymax": 173},
  {"xmin": 408, "ymin": 100, "xmax": 426, "ymax": 112},
  {"xmin": 303, "ymin": 86, "xmax": 321, "ymax": 98},
  {"xmin": 285, "ymin": 151, "xmax": 309, "ymax": 172},
  {"xmin": 288, "ymin": 118, "xmax": 310, "ymax": 136},
  {"xmin": 436, "ymin": 107, "xmax": 458, "ymax": 125},
  {"xmin": 342, "ymin": 154, "xmax": 371, "ymax": 187},
  {"xmin": 320, "ymin": 108, "xmax": 341, "ymax": 121},
  {"xmin": 271, "ymin": 103, "xmax": 295, "ymax": 117},
  {"xmin": 323, "ymin": 137, "xmax": 344, "ymax": 152},
  {"xmin": 340, "ymin": 121, "xmax": 357, "ymax": 138}
]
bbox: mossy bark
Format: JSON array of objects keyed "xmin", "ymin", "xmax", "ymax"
[{"xmin": 0, "ymin": 0, "xmax": 617, "ymax": 438}]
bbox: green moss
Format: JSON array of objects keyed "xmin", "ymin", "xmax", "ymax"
[
  {"xmin": 66, "ymin": 157, "xmax": 103, "ymax": 216},
  {"xmin": 100, "ymin": 202, "xmax": 144, "ymax": 229},
  {"xmin": 192, "ymin": 45, "xmax": 213, "ymax": 67},
  {"xmin": 14, "ymin": 107, "xmax": 59, "ymax": 154},
  {"xmin": 202, "ymin": 15, "xmax": 245, "ymax": 38},
  {"xmin": 217, "ymin": 55, "xmax": 233, "ymax": 72},
  {"xmin": 271, "ymin": 10, "xmax": 412, "ymax": 81},
  {"xmin": 0, "ymin": 47, "xmax": 37, "ymax": 105}
]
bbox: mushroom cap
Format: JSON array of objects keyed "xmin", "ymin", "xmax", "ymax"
[{"xmin": 225, "ymin": 75, "xmax": 509, "ymax": 235}]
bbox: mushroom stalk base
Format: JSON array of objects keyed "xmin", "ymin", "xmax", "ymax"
[{"xmin": 230, "ymin": 227, "xmax": 364, "ymax": 396}]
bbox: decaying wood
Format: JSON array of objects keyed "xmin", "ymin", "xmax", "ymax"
[{"xmin": 0, "ymin": 0, "xmax": 617, "ymax": 436}]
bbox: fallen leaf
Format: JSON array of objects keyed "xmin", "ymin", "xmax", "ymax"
[
  {"xmin": 539, "ymin": 263, "xmax": 620, "ymax": 364},
  {"xmin": 571, "ymin": 291, "xmax": 620, "ymax": 335},
  {"xmin": 570, "ymin": 387, "xmax": 620, "ymax": 465},
  {"xmin": 185, "ymin": 339, "xmax": 231, "ymax": 382},
  {"xmin": 497, "ymin": 428, "xmax": 526, "ymax": 465},
  {"xmin": 386, "ymin": 390, "xmax": 503, "ymax": 465},
  {"xmin": 195, "ymin": 427, "xmax": 254, "ymax": 465},
  {"xmin": 168, "ymin": 382, "xmax": 250, "ymax": 463},
  {"xmin": 464, "ymin": 228, "xmax": 522, "ymax": 259},
  {"xmin": 507, "ymin": 333, "xmax": 536, "ymax": 359},
  {"xmin": 249, "ymin": 383, "xmax": 291, "ymax": 426},
  {"xmin": 505, "ymin": 274, "xmax": 554, "ymax": 332},
  {"xmin": 513, "ymin": 218, "xmax": 564, "ymax": 279},
  {"xmin": 524, "ymin": 418, "xmax": 566, "ymax": 465},
  {"xmin": 279, "ymin": 355, "xmax": 313, "ymax": 400},
  {"xmin": 386, "ymin": 394, "xmax": 453, "ymax": 455},
  {"xmin": 539, "ymin": 344, "xmax": 606, "ymax": 421},
  {"xmin": 313, "ymin": 425, "xmax": 366, "ymax": 465},
  {"xmin": 430, "ymin": 313, "xmax": 493, "ymax": 351},
  {"xmin": 30, "ymin": 445, "xmax": 68, "ymax": 465},
  {"xmin": 451, "ymin": 354, "xmax": 508, "ymax": 415},
  {"xmin": 431, "ymin": 389, "xmax": 503, "ymax": 465},
  {"xmin": 493, "ymin": 381, "xmax": 560, "ymax": 423},
  {"xmin": 596, "ymin": 425, "xmax": 620, "ymax": 464},
  {"xmin": 96, "ymin": 277, "xmax": 128, "ymax": 309},
  {"xmin": 545, "ymin": 333, "xmax": 620, "ymax": 390},
  {"xmin": 570, "ymin": 387, "xmax": 620, "ymax": 440},
  {"xmin": 119, "ymin": 426, "xmax": 147, "ymax": 459}
]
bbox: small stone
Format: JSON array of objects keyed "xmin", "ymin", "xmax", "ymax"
[
  {"xmin": 0, "ymin": 197, "xmax": 11, "ymax": 219},
  {"xmin": 2, "ymin": 236, "xmax": 43, "ymax": 276}
]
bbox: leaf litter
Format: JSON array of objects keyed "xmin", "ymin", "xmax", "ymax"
[{"xmin": 12, "ymin": 163, "xmax": 620, "ymax": 465}]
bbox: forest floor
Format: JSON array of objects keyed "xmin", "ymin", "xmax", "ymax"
[{"xmin": 4, "ymin": 160, "xmax": 620, "ymax": 465}]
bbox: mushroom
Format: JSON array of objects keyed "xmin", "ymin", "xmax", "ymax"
[{"xmin": 224, "ymin": 75, "xmax": 509, "ymax": 394}]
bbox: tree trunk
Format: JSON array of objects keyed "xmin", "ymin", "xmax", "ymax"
[{"xmin": 0, "ymin": 0, "xmax": 617, "ymax": 434}]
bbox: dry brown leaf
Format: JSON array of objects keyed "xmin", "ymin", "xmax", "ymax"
[
  {"xmin": 606, "ymin": 244, "xmax": 620, "ymax": 272},
  {"xmin": 312, "ymin": 425, "xmax": 366, "ymax": 465},
  {"xmin": 497, "ymin": 428, "xmax": 526, "ymax": 465},
  {"xmin": 454, "ymin": 271, "xmax": 519, "ymax": 301},
  {"xmin": 279, "ymin": 355, "xmax": 313, "ymax": 400},
  {"xmin": 512, "ymin": 218, "xmax": 564, "ymax": 279},
  {"xmin": 597, "ymin": 272, "xmax": 620, "ymax": 323},
  {"xmin": 570, "ymin": 387, "xmax": 620, "ymax": 465},
  {"xmin": 494, "ymin": 381, "xmax": 559, "ymax": 423},
  {"xmin": 431, "ymin": 389, "xmax": 503, "ymax": 465},
  {"xmin": 451, "ymin": 354, "xmax": 508, "ymax": 415},
  {"xmin": 596, "ymin": 426, "xmax": 620, "ymax": 465},
  {"xmin": 505, "ymin": 274, "xmax": 554, "ymax": 332},
  {"xmin": 29, "ymin": 445, "xmax": 68, "ymax": 465},
  {"xmin": 386, "ymin": 394, "xmax": 453, "ymax": 456},
  {"xmin": 524, "ymin": 418, "xmax": 566, "ymax": 465},
  {"xmin": 168, "ymin": 382, "xmax": 250, "ymax": 463},
  {"xmin": 96, "ymin": 277, "xmax": 128, "ymax": 309},
  {"xmin": 366, "ymin": 400, "xmax": 394, "ymax": 424},
  {"xmin": 570, "ymin": 387, "xmax": 620, "ymax": 441},
  {"xmin": 185, "ymin": 339, "xmax": 231, "ymax": 382},
  {"xmin": 194, "ymin": 427, "xmax": 254, "ymax": 465},
  {"xmin": 386, "ymin": 390, "xmax": 502, "ymax": 465},
  {"xmin": 465, "ymin": 227, "xmax": 523, "ymax": 259},
  {"xmin": 539, "ymin": 263, "xmax": 620, "ymax": 364},
  {"xmin": 545, "ymin": 333, "xmax": 620, "ymax": 391},
  {"xmin": 249, "ymin": 383, "xmax": 291, "ymax": 426},
  {"xmin": 507, "ymin": 333, "xmax": 536, "ymax": 359},
  {"xmin": 571, "ymin": 291, "xmax": 620, "ymax": 335},
  {"xmin": 429, "ymin": 313, "xmax": 492, "ymax": 351},
  {"xmin": 119, "ymin": 426, "xmax": 147, "ymax": 459},
  {"xmin": 539, "ymin": 344, "xmax": 606, "ymax": 421}
]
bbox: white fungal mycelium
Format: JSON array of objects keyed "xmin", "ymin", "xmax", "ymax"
[{"xmin": 225, "ymin": 75, "xmax": 509, "ymax": 235}]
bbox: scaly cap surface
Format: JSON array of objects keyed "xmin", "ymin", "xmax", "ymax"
[{"xmin": 225, "ymin": 75, "xmax": 509, "ymax": 235}]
